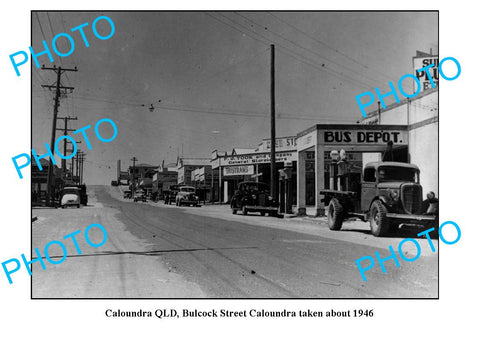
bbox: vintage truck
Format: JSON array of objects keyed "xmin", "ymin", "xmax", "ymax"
[{"xmin": 321, "ymin": 161, "xmax": 438, "ymax": 237}]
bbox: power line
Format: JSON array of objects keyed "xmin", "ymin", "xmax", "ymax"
[
  {"xmin": 45, "ymin": 12, "xmax": 73, "ymax": 87},
  {"xmin": 267, "ymin": 12, "xmax": 395, "ymax": 83},
  {"xmin": 232, "ymin": 12, "xmax": 380, "ymax": 89},
  {"xmin": 189, "ymin": 47, "xmax": 270, "ymax": 90},
  {"xmin": 70, "ymin": 92, "xmax": 355, "ymax": 122},
  {"xmin": 204, "ymin": 12, "xmax": 271, "ymax": 47},
  {"xmin": 211, "ymin": 13, "xmax": 373, "ymax": 91},
  {"xmin": 34, "ymin": 12, "xmax": 48, "ymax": 41}
]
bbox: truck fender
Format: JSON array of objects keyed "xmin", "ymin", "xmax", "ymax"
[
  {"xmin": 377, "ymin": 196, "xmax": 389, "ymax": 206},
  {"xmin": 366, "ymin": 196, "xmax": 388, "ymax": 218}
]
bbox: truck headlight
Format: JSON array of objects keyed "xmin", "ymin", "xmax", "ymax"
[{"xmin": 390, "ymin": 190, "xmax": 399, "ymax": 201}]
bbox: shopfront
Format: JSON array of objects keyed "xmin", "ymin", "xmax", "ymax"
[
  {"xmin": 211, "ymin": 137, "xmax": 298, "ymax": 203},
  {"xmin": 296, "ymin": 124, "xmax": 409, "ymax": 216}
]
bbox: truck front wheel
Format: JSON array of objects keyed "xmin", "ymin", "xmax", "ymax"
[
  {"xmin": 370, "ymin": 200, "xmax": 389, "ymax": 237},
  {"xmin": 327, "ymin": 198, "xmax": 344, "ymax": 230}
]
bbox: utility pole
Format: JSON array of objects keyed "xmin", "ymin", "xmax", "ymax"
[
  {"xmin": 131, "ymin": 157, "xmax": 138, "ymax": 192},
  {"xmin": 66, "ymin": 140, "xmax": 81, "ymax": 181},
  {"xmin": 41, "ymin": 65, "xmax": 78, "ymax": 206},
  {"xmin": 79, "ymin": 152, "xmax": 86, "ymax": 184},
  {"xmin": 56, "ymin": 116, "xmax": 77, "ymax": 176},
  {"xmin": 75, "ymin": 151, "xmax": 81, "ymax": 184},
  {"xmin": 270, "ymin": 44, "xmax": 277, "ymax": 200}
]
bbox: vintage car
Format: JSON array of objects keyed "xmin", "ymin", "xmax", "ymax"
[
  {"xmin": 123, "ymin": 190, "xmax": 132, "ymax": 199},
  {"xmin": 60, "ymin": 187, "xmax": 81, "ymax": 208},
  {"xmin": 133, "ymin": 190, "xmax": 147, "ymax": 202},
  {"xmin": 175, "ymin": 186, "xmax": 200, "ymax": 207},
  {"xmin": 164, "ymin": 184, "xmax": 180, "ymax": 205},
  {"xmin": 230, "ymin": 181, "xmax": 279, "ymax": 216}
]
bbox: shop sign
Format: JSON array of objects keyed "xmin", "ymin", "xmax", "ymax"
[
  {"xmin": 223, "ymin": 165, "xmax": 254, "ymax": 176},
  {"xmin": 261, "ymin": 137, "xmax": 297, "ymax": 152},
  {"xmin": 296, "ymin": 130, "xmax": 316, "ymax": 150},
  {"xmin": 223, "ymin": 152, "xmax": 297, "ymax": 166},
  {"xmin": 323, "ymin": 130, "xmax": 407, "ymax": 145},
  {"xmin": 413, "ymin": 56, "xmax": 439, "ymax": 92}
]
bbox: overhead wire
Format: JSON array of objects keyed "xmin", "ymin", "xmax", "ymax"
[
  {"xmin": 189, "ymin": 46, "xmax": 270, "ymax": 90},
  {"xmin": 234, "ymin": 12, "xmax": 383, "ymax": 88},
  {"xmin": 212, "ymin": 12, "xmax": 374, "ymax": 91},
  {"xmin": 70, "ymin": 93, "xmax": 355, "ymax": 122},
  {"xmin": 267, "ymin": 12, "xmax": 396, "ymax": 83}
]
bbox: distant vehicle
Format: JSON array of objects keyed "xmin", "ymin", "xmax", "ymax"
[
  {"xmin": 133, "ymin": 190, "xmax": 147, "ymax": 202},
  {"xmin": 175, "ymin": 186, "xmax": 200, "ymax": 207},
  {"xmin": 164, "ymin": 184, "xmax": 180, "ymax": 205},
  {"xmin": 230, "ymin": 181, "xmax": 279, "ymax": 216},
  {"xmin": 123, "ymin": 190, "xmax": 132, "ymax": 199},
  {"xmin": 111, "ymin": 180, "xmax": 118, "ymax": 186},
  {"xmin": 321, "ymin": 161, "xmax": 438, "ymax": 237},
  {"xmin": 60, "ymin": 187, "xmax": 81, "ymax": 208}
]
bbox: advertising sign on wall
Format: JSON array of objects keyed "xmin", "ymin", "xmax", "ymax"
[
  {"xmin": 223, "ymin": 165, "xmax": 254, "ymax": 176},
  {"xmin": 413, "ymin": 56, "xmax": 439, "ymax": 92},
  {"xmin": 323, "ymin": 130, "xmax": 408, "ymax": 145},
  {"xmin": 222, "ymin": 152, "xmax": 297, "ymax": 166}
]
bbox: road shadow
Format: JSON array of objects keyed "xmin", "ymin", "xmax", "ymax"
[{"xmin": 339, "ymin": 224, "xmax": 438, "ymax": 239}]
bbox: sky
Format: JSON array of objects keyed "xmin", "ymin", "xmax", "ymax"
[{"xmin": 31, "ymin": 11, "xmax": 438, "ymax": 185}]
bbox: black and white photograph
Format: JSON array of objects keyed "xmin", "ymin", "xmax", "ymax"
[
  {"xmin": 29, "ymin": 11, "xmax": 439, "ymax": 299},
  {"xmin": 5, "ymin": 1, "xmax": 479, "ymax": 338}
]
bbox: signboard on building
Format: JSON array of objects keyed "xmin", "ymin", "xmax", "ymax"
[
  {"xmin": 257, "ymin": 136, "xmax": 297, "ymax": 152},
  {"xmin": 413, "ymin": 56, "xmax": 439, "ymax": 92},
  {"xmin": 322, "ymin": 129, "xmax": 408, "ymax": 145},
  {"xmin": 222, "ymin": 152, "xmax": 297, "ymax": 166},
  {"xmin": 296, "ymin": 129, "xmax": 316, "ymax": 151},
  {"xmin": 223, "ymin": 165, "xmax": 254, "ymax": 176}
]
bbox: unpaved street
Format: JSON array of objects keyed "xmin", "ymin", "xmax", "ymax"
[{"xmin": 32, "ymin": 186, "xmax": 438, "ymax": 298}]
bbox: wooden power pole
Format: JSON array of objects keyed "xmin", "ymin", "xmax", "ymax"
[
  {"xmin": 270, "ymin": 45, "xmax": 277, "ymax": 200},
  {"xmin": 41, "ymin": 65, "xmax": 77, "ymax": 206}
]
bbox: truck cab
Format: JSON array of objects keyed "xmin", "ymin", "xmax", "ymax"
[{"xmin": 361, "ymin": 162, "xmax": 422, "ymax": 214}]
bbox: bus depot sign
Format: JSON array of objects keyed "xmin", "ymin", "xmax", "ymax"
[{"xmin": 323, "ymin": 129, "xmax": 408, "ymax": 145}]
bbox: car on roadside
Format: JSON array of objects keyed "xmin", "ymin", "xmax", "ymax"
[
  {"xmin": 123, "ymin": 190, "xmax": 132, "ymax": 199},
  {"xmin": 164, "ymin": 184, "xmax": 180, "ymax": 205},
  {"xmin": 175, "ymin": 186, "xmax": 200, "ymax": 207},
  {"xmin": 133, "ymin": 190, "xmax": 147, "ymax": 202},
  {"xmin": 60, "ymin": 187, "xmax": 81, "ymax": 208},
  {"xmin": 230, "ymin": 181, "xmax": 279, "ymax": 216}
]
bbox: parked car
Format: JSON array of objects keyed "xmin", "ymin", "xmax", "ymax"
[
  {"xmin": 164, "ymin": 184, "xmax": 180, "ymax": 205},
  {"xmin": 230, "ymin": 181, "xmax": 279, "ymax": 216},
  {"xmin": 175, "ymin": 186, "xmax": 199, "ymax": 207},
  {"xmin": 60, "ymin": 187, "xmax": 81, "ymax": 208},
  {"xmin": 123, "ymin": 190, "xmax": 132, "ymax": 199},
  {"xmin": 133, "ymin": 190, "xmax": 147, "ymax": 202}
]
